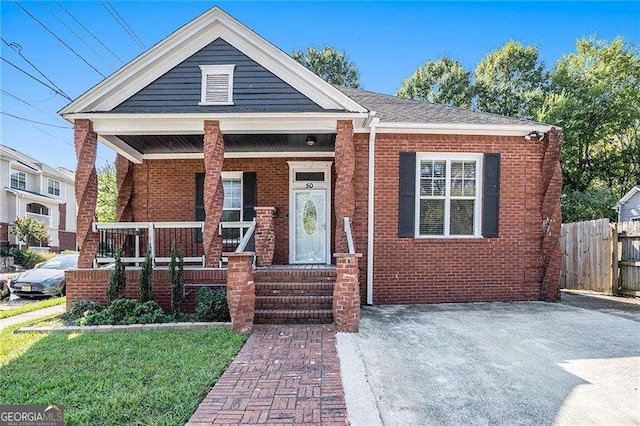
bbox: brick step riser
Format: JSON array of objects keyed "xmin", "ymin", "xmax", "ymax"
[
  {"xmin": 255, "ymin": 317, "xmax": 333, "ymax": 324},
  {"xmin": 255, "ymin": 283, "xmax": 334, "ymax": 297},
  {"xmin": 256, "ymin": 297, "xmax": 332, "ymax": 310},
  {"xmin": 254, "ymin": 275, "xmax": 336, "ymax": 283}
]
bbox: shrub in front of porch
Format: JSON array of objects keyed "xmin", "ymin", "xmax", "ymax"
[
  {"xmin": 194, "ymin": 287, "xmax": 230, "ymax": 322},
  {"xmin": 63, "ymin": 299, "xmax": 171, "ymax": 326}
]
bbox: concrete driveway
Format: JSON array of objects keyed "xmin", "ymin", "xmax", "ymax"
[{"xmin": 337, "ymin": 302, "xmax": 640, "ymax": 426}]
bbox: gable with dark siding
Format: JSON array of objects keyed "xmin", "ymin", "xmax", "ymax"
[{"xmin": 112, "ymin": 38, "xmax": 330, "ymax": 113}]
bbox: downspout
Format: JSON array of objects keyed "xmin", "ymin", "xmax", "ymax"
[{"xmin": 366, "ymin": 116, "xmax": 380, "ymax": 305}]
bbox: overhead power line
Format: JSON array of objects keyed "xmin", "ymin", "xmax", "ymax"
[
  {"xmin": 0, "ymin": 57, "xmax": 73, "ymax": 101},
  {"xmin": 0, "ymin": 89, "xmax": 69, "ymax": 124},
  {"xmin": 1, "ymin": 111, "xmax": 72, "ymax": 128},
  {"xmin": 38, "ymin": 1, "xmax": 114, "ymax": 68},
  {"xmin": 1, "ymin": 37, "xmax": 71, "ymax": 100},
  {"xmin": 13, "ymin": 1, "xmax": 107, "ymax": 78},
  {"xmin": 100, "ymin": 1, "xmax": 145, "ymax": 49},
  {"xmin": 54, "ymin": 1, "xmax": 124, "ymax": 64}
]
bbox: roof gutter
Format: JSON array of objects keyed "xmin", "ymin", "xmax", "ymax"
[
  {"xmin": 366, "ymin": 114, "xmax": 379, "ymax": 305},
  {"xmin": 368, "ymin": 122, "xmax": 556, "ymax": 136}
]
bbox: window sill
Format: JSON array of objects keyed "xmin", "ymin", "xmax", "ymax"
[
  {"xmin": 410, "ymin": 236, "xmax": 488, "ymax": 243},
  {"xmin": 198, "ymin": 102, "xmax": 234, "ymax": 106}
]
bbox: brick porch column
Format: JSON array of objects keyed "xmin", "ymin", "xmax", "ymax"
[
  {"xmin": 115, "ymin": 153, "xmax": 134, "ymax": 222},
  {"xmin": 334, "ymin": 120, "xmax": 355, "ymax": 253},
  {"xmin": 254, "ymin": 207, "xmax": 275, "ymax": 267},
  {"xmin": 333, "ymin": 253, "xmax": 362, "ymax": 332},
  {"xmin": 226, "ymin": 252, "xmax": 255, "ymax": 334},
  {"xmin": 540, "ymin": 128, "xmax": 563, "ymax": 301},
  {"xmin": 74, "ymin": 119, "xmax": 99, "ymax": 268},
  {"xmin": 203, "ymin": 120, "xmax": 225, "ymax": 267}
]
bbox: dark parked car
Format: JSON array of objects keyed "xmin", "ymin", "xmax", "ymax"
[{"xmin": 10, "ymin": 253, "xmax": 78, "ymax": 297}]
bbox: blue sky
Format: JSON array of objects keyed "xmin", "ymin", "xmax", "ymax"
[{"xmin": 1, "ymin": 1, "xmax": 638, "ymax": 171}]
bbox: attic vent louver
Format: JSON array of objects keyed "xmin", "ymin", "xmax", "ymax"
[{"xmin": 199, "ymin": 64, "xmax": 235, "ymax": 105}]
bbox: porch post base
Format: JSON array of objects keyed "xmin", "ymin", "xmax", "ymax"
[
  {"xmin": 254, "ymin": 207, "xmax": 276, "ymax": 267},
  {"xmin": 333, "ymin": 253, "xmax": 362, "ymax": 333},
  {"xmin": 226, "ymin": 252, "xmax": 255, "ymax": 334}
]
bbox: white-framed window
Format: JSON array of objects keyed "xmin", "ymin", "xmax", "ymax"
[
  {"xmin": 199, "ymin": 64, "xmax": 235, "ymax": 105},
  {"xmin": 220, "ymin": 172, "xmax": 243, "ymax": 242},
  {"xmin": 47, "ymin": 178, "xmax": 61, "ymax": 196},
  {"xmin": 222, "ymin": 172, "xmax": 243, "ymax": 222},
  {"xmin": 416, "ymin": 153, "xmax": 483, "ymax": 238},
  {"xmin": 10, "ymin": 171, "xmax": 26, "ymax": 190}
]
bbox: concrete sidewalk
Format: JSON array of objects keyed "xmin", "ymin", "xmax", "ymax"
[{"xmin": 0, "ymin": 304, "xmax": 65, "ymax": 332}]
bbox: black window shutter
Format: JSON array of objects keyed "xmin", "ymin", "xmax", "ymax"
[
  {"xmin": 398, "ymin": 152, "xmax": 416, "ymax": 237},
  {"xmin": 242, "ymin": 172, "xmax": 257, "ymax": 221},
  {"xmin": 482, "ymin": 153, "xmax": 500, "ymax": 238},
  {"xmin": 195, "ymin": 173, "xmax": 205, "ymax": 242}
]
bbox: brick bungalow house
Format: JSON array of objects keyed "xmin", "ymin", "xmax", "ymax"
[{"xmin": 61, "ymin": 6, "xmax": 562, "ymax": 332}]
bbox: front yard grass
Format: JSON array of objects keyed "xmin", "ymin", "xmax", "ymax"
[
  {"xmin": 0, "ymin": 296, "xmax": 66, "ymax": 319},
  {"xmin": 0, "ymin": 321, "xmax": 247, "ymax": 425}
]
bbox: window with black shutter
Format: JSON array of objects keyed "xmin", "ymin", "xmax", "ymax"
[{"xmin": 398, "ymin": 152, "xmax": 500, "ymax": 238}]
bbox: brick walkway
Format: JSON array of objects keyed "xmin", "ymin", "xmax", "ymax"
[{"xmin": 187, "ymin": 324, "xmax": 348, "ymax": 425}]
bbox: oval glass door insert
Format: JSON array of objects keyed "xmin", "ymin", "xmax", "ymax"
[{"xmin": 303, "ymin": 200, "xmax": 318, "ymax": 235}]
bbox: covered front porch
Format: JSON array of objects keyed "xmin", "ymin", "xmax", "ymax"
[{"xmin": 69, "ymin": 116, "xmax": 362, "ymax": 331}]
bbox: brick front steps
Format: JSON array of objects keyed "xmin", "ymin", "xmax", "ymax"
[{"xmin": 254, "ymin": 268, "xmax": 336, "ymax": 324}]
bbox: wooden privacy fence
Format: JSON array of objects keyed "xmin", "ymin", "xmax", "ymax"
[{"xmin": 560, "ymin": 219, "xmax": 640, "ymax": 296}]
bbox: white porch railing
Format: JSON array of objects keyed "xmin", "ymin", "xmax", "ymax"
[
  {"xmin": 93, "ymin": 220, "xmax": 257, "ymax": 268},
  {"xmin": 219, "ymin": 220, "xmax": 256, "ymax": 265},
  {"xmin": 93, "ymin": 221, "xmax": 206, "ymax": 267},
  {"xmin": 26, "ymin": 212, "xmax": 52, "ymax": 228}
]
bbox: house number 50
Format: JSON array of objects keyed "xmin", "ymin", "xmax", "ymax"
[{"xmin": 305, "ymin": 183, "xmax": 314, "ymax": 189}]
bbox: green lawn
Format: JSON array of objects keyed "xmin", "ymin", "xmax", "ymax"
[
  {"xmin": 0, "ymin": 296, "xmax": 66, "ymax": 319},
  {"xmin": 0, "ymin": 322, "xmax": 247, "ymax": 425}
]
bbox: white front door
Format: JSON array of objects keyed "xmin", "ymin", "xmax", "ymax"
[
  {"xmin": 288, "ymin": 161, "xmax": 332, "ymax": 264},
  {"xmin": 292, "ymin": 189, "xmax": 327, "ymax": 263}
]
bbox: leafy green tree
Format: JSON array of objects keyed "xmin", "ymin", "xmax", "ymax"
[
  {"xmin": 11, "ymin": 217, "xmax": 49, "ymax": 248},
  {"xmin": 560, "ymin": 188, "xmax": 619, "ymax": 223},
  {"xmin": 397, "ymin": 56, "xmax": 473, "ymax": 107},
  {"xmin": 96, "ymin": 163, "xmax": 117, "ymax": 222},
  {"xmin": 474, "ymin": 40, "xmax": 548, "ymax": 119},
  {"xmin": 538, "ymin": 37, "xmax": 640, "ymax": 207},
  {"xmin": 291, "ymin": 46, "xmax": 361, "ymax": 88}
]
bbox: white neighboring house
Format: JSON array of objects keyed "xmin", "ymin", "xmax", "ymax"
[
  {"xmin": 0, "ymin": 145, "xmax": 77, "ymax": 252},
  {"xmin": 615, "ymin": 185, "xmax": 640, "ymax": 222}
]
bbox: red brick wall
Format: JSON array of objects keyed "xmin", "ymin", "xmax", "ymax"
[
  {"xmin": 65, "ymin": 268, "xmax": 226, "ymax": 312},
  {"xmin": 367, "ymin": 133, "xmax": 546, "ymax": 304},
  {"xmin": 130, "ymin": 157, "xmax": 334, "ymax": 265},
  {"xmin": 353, "ymin": 134, "xmax": 370, "ymax": 302}
]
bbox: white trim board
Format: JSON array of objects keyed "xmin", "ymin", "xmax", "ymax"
[
  {"xmin": 59, "ymin": 7, "xmax": 367, "ymax": 115},
  {"xmin": 142, "ymin": 151, "xmax": 336, "ymax": 160},
  {"xmin": 66, "ymin": 113, "xmax": 367, "ymax": 135}
]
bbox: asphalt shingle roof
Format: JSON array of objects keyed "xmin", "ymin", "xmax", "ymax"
[{"xmin": 336, "ymin": 86, "xmax": 545, "ymax": 127}]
